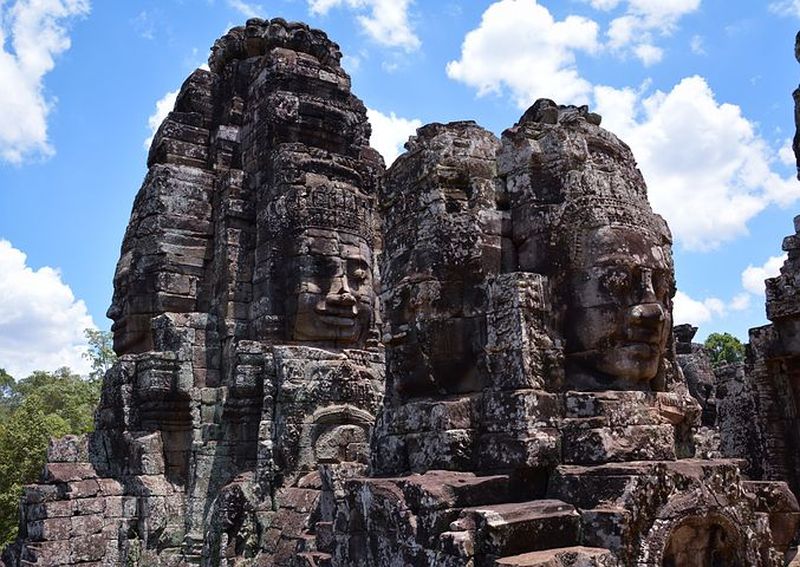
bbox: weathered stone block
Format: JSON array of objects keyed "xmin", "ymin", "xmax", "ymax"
[
  {"xmin": 461, "ymin": 499, "xmax": 580, "ymax": 558},
  {"xmin": 46, "ymin": 435, "xmax": 89, "ymax": 463},
  {"xmin": 561, "ymin": 424, "xmax": 675, "ymax": 465}
]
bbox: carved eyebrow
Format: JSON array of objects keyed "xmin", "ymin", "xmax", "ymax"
[{"xmin": 345, "ymin": 256, "xmax": 370, "ymax": 267}]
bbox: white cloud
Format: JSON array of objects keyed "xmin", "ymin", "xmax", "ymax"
[
  {"xmin": 606, "ymin": 0, "xmax": 699, "ymax": 63},
  {"xmin": 779, "ymin": 138, "xmax": 796, "ymax": 167},
  {"xmin": 690, "ymin": 34, "xmax": 705, "ymax": 55},
  {"xmin": 742, "ymin": 254, "xmax": 787, "ymax": 295},
  {"xmin": 131, "ymin": 10, "xmax": 155, "ymax": 40},
  {"xmin": 446, "ymin": 0, "xmax": 599, "ymax": 108},
  {"xmin": 226, "ymin": 0, "xmax": 263, "ymax": 18},
  {"xmin": 0, "ymin": 0, "xmax": 90, "ymax": 164},
  {"xmin": 730, "ymin": 292, "xmax": 751, "ymax": 311},
  {"xmin": 366, "ymin": 107, "xmax": 421, "ymax": 166},
  {"xmin": 594, "ymin": 76, "xmax": 800, "ymax": 251},
  {"xmin": 626, "ymin": 0, "xmax": 700, "ymax": 24},
  {"xmin": 583, "ymin": 0, "xmax": 622, "ymax": 10},
  {"xmin": 144, "ymin": 89, "xmax": 179, "ymax": 150},
  {"xmin": 608, "ymin": 14, "xmax": 637, "ymax": 48},
  {"xmin": 308, "ymin": 0, "xmax": 420, "ymax": 51},
  {"xmin": 634, "ymin": 43, "xmax": 662, "ymax": 65},
  {"xmin": 0, "ymin": 240, "xmax": 94, "ymax": 378},
  {"xmin": 673, "ymin": 290, "xmax": 726, "ymax": 326},
  {"xmin": 770, "ymin": 0, "xmax": 800, "ymax": 18},
  {"xmin": 341, "ymin": 54, "xmax": 361, "ymax": 73}
]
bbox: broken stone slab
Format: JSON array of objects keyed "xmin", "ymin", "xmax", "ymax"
[
  {"xmin": 457, "ymin": 499, "xmax": 580, "ymax": 559},
  {"xmin": 493, "ymin": 546, "xmax": 618, "ymax": 567},
  {"xmin": 549, "ymin": 459, "xmax": 778, "ymax": 565}
]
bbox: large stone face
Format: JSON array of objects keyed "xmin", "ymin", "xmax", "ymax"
[
  {"xmin": 499, "ymin": 99, "xmax": 677, "ymax": 392},
  {"xmin": 4, "ymin": 17, "xmax": 385, "ymax": 567},
  {"xmin": 4, "ymin": 19, "xmax": 800, "ymax": 567},
  {"xmin": 337, "ymin": 102, "xmax": 794, "ymax": 566}
]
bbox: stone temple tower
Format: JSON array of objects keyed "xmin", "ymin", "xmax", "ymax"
[
  {"xmin": 3, "ymin": 18, "xmax": 800, "ymax": 567},
  {"xmin": 3, "ymin": 18, "xmax": 385, "ymax": 566}
]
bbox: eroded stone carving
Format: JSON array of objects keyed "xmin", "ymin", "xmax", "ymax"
[
  {"xmin": 500, "ymin": 99, "xmax": 677, "ymax": 391},
  {"xmin": 3, "ymin": 20, "xmax": 800, "ymax": 567},
  {"xmin": 2, "ymin": 17, "xmax": 384, "ymax": 567},
  {"xmin": 336, "ymin": 101, "xmax": 798, "ymax": 567}
]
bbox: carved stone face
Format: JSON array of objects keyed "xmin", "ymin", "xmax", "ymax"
[
  {"xmin": 565, "ymin": 225, "xmax": 673, "ymax": 385},
  {"xmin": 107, "ymin": 251, "xmax": 153, "ymax": 355},
  {"xmin": 287, "ymin": 229, "xmax": 374, "ymax": 345}
]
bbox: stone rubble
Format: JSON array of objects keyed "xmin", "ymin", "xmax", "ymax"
[{"xmin": 3, "ymin": 17, "xmax": 800, "ymax": 567}]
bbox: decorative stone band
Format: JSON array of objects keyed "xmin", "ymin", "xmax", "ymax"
[
  {"xmin": 554, "ymin": 195, "xmax": 672, "ymax": 261},
  {"xmin": 265, "ymin": 184, "xmax": 376, "ymax": 242}
]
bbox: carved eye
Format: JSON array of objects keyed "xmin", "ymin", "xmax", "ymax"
[
  {"xmin": 351, "ymin": 268, "xmax": 368, "ymax": 282},
  {"xmin": 601, "ymin": 268, "xmax": 631, "ymax": 295},
  {"xmin": 652, "ymin": 270, "xmax": 674, "ymax": 298},
  {"xmin": 314, "ymin": 257, "xmax": 338, "ymax": 279}
]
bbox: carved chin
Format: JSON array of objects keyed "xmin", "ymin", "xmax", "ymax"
[
  {"xmin": 292, "ymin": 309, "xmax": 371, "ymax": 343},
  {"xmin": 293, "ymin": 318, "xmax": 361, "ymax": 342},
  {"xmin": 593, "ymin": 342, "xmax": 663, "ymax": 381}
]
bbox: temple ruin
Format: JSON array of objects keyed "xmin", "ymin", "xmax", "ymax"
[{"xmin": 3, "ymin": 17, "xmax": 800, "ymax": 567}]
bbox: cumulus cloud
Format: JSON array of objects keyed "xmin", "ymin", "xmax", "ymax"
[
  {"xmin": 0, "ymin": 0, "xmax": 90, "ymax": 164},
  {"xmin": 606, "ymin": 0, "xmax": 699, "ymax": 64},
  {"xmin": 144, "ymin": 89, "xmax": 179, "ymax": 150},
  {"xmin": 308, "ymin": 0, "xmax": 420, "ymax": 51},
  {"xmin": 0, "ymin": 240, "xmax": 94, "ymax": 378},
  {"xmin": 673, "ymin": 290, "xmax": 726, "ymax": 326},
  {"xmin": 633, "ymin": 43, "xmax": 662, "ymax": 66},
  {"xmin": 446, "ymin": 0, "xmax": 599, "ymax": 108},
  {"xmin": 594, "ymin": 76, "xmax": 800, "ymax": 251},
  {"xmin": 366, "ymin": 107, "xmax": 421, "ymax": 166},
  {"xmin": 742, "ymin": 254, "xmax": 787, "ymax": 295},
  {"xmin": 770, "ymin": 0, "xmax": 800, "ymax": 18}
]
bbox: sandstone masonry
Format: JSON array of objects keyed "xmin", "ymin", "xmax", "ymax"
[{"xmin": 3, "ymin": 18, "xmax": 800, "ymax": 567}]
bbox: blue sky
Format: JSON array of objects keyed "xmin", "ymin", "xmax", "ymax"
[{"xmin": 1, "ymin": 0, "xmax": 799, "ymax": 377}]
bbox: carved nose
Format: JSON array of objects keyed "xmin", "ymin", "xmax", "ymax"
[
  {"xmin": 328, "ymin": 279, "xmax": 356, "ymax": 307},
  {"xmin": 638, "ymin": 268, "xmax": 657, "ymax": 304},
  {"xmin": 630, "ymin": 303, "xmax": 665, "ymax": 326},
  {"xmin": 106, "ymin": 303, "xmax": 121, "ymax": 320}
]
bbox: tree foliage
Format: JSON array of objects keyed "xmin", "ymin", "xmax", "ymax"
[
  {"xmin": 83, "ymin": 328, "xmax": 117, "ymax": 381},
  {"xmin": 0, "ymin": 328, "xmax": 110, "ymax": 547},
  {"xmin": 0, "ymin": 396, "xmax": 71, "ymax": 545},
  {"xmin": 704, "ymin": 332, "xmax": 746, "ymax": 367}
]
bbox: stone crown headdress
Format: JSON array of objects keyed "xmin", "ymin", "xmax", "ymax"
[{"xmin": 266, "ymin": 184, "xmax": 376, "ymax": 242}]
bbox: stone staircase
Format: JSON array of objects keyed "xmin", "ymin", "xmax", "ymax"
[
  {"xmin": 448, "ymin": 497, "xmax": 616, "ymax": 567},
  {"xmin": 333, "ymin": 470, "xmax": 617, "ymax": 566}
]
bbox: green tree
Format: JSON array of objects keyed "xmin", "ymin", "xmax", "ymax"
[
  {"xmin": 0, "ymin": 368, "xmax": 15, "ymax": 422},
  {"xmin": 0, "ymin": 364, "xmax": 103, "ymax": 547},
  {"xmin": 13, "ymin": 367, "xmax": 100, "ymax": 434},
  {"xmin": 704, "ymin": 332, "xmax": 745, "ymax": 367},
  {"xmin": 83, "ymin": 328, "xmax": 117, "ymax": 381},
  {"xmin": 0, "ymin": 396, "xmax": 70, "ymax": 546}
]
